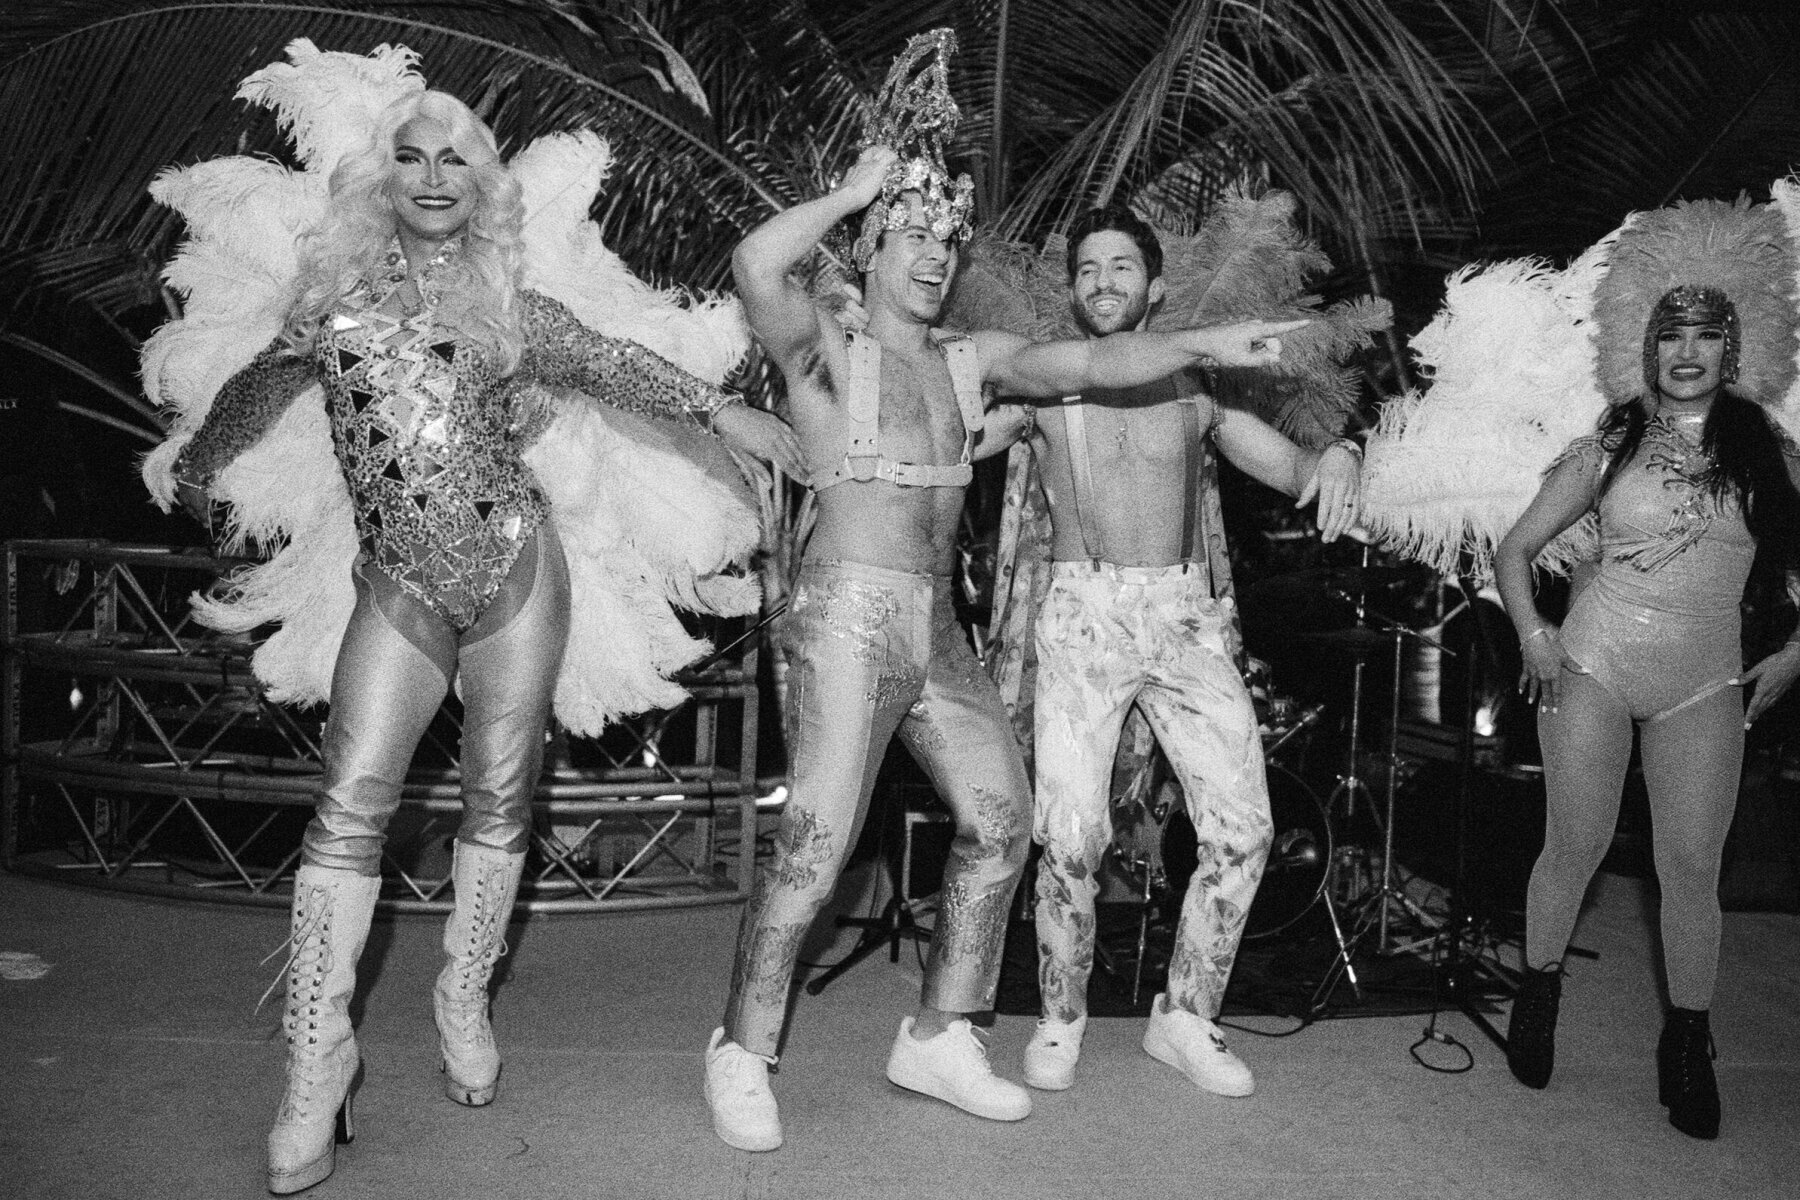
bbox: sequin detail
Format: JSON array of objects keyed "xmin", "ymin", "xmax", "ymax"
[
  {"xmin": 1612, "ymin": 416, "xmax": 1721, "ymax": 572},
  {"xmin": 176, "ymin": 240, "xmax": 730, "ymax": 631},
  {"xmin": 771, "ymin": 807, "xmax": 839, "ymax": 891}
]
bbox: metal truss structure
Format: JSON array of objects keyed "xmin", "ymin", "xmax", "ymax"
[{"xmin": 2, "ymin": 540, "xmax": 767, "ymax": 914}]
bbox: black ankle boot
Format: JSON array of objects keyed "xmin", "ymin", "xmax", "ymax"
[
  {"xmin": 1658, "ymin": 1007, "xmax": 1720, "ymax": 1140},
  {"xmin": 1505, "ymin": 963, "xmax": 1564, "ymax": 1089}
]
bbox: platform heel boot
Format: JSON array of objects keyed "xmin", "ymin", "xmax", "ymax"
[
  {"xmin": 1505, "ymin": 962, "xmax": 1564, "ymax": 1089},
  {"xmin": 1658, "ymin": 1007, "xmax": 1720, "ymax": 1139},
  {"xmin": 266, "ymin": 865, "xmax": 381, "ymax": 1195},
  {"xmin": 434, "ymin": 841, "xmax": 525, "ymax": 1106}
]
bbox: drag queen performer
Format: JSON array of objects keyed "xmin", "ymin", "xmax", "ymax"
[
  {"xmin": 1494, "ymin": 200, "xmax": 1800, "ymax": 1140},
  {"xmin": 1360, "ymin": 196, "xmax": 1800, "ymax": 1141},
  {"xmin": 141, "ymin": 44, "xmax": 794, "ymax": 1194}
]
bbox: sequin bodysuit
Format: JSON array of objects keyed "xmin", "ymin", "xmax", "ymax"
[
  {"xmin": 175, "ymin": 245, "xmax": 731, "ymax": 630},
  {"xmin": 1557, "ymin": 414, "xmax": 1754, "ymax": 719}
]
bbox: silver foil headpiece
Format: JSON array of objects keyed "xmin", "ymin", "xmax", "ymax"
[{"xmin": 851, "ymin": 28, "xmax": 976, "ymax": 270}]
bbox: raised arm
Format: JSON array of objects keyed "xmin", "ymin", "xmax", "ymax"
[
  {"xmin": 1495, "ymin": 439, "xmax": 1605, "ymax": 710},
  {"xmin": 172, "ymin": 339, "xmax": 318, "ymax": 490},
  {"xmin": 1211, "ymin": 403, "xmax": 1361, "ymax": 542},
  {"xmin": 973, "ymin": 319, "xmax": 1307, "ymax": 400},
  {"xmin": 733, "ymin": 147, "xmax": 897, "ymax": 367},
  {"xmin": 516, "ymin": 290, "xmax": 733, "ymax": 419}
]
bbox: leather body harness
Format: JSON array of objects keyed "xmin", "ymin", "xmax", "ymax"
[{"xmin": 813, "ymin": 328, "xmax": 985, "ymax": 491}]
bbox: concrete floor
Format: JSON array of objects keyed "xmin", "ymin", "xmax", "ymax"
[{"xmin": 2, "ymin": 868, "xmax": 1796, "ymax": 1200}]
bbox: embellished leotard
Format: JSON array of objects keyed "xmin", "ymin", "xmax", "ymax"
[
  {"xmin": 1556, "ymin": 413, "xmax": 1753, "ymax": 721},
  {"xmin": 176, "ymin": 242, "xmax": 731, "ymax": 629}
]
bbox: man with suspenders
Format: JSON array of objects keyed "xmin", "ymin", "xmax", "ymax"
[
  {"xmin": 701, "ymin": 119, "xmax": 1305, "ymax": 1152},
  {"xmin": 1017, "ymin": 205, "xmax": 1363, "ymax": 1099}
]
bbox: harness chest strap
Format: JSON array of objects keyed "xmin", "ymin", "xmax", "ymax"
[{"xmin": 815, "ymin": 329, "xmax": 984, "ymax": 490}]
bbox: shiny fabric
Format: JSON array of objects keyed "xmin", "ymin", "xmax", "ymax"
[
  {"xmin": 1032, "ymin": 563, "xmax": 1272, "ymax": 1022},
  {"xmin": 302, "ymin": 526, "xmax": 571, "ymax": 874},
  {"xmin": 176, "ymin": 242, "xmax": 729, "ymax": 631},
  {"xmin": 723, "ymin": 559, "xmax": 1031, "ymax": 1058},
  {"xmin": 1557, "ymin": 417, "xmax": 1752, "ymax": 718},
  {"xmin": 1529, "ymin": 418, "xmax": 1753, "ymax": 1007}
]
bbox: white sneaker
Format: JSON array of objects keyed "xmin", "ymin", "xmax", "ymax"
[
  {"xmin": 1022, "ymin": 1015, "xmax": 1087, "ymax": 1091},
  {"xmin": 1141, "ymin": 994, "xmax": 1254, "ymax": 1097},
  {"xmin": 704, "ymin": 1028, "xmax": 782, "ymax": 1151},
  {"xmin": 885, "ymin": 1017, "xmax": 1033, "ymax": 1121}
]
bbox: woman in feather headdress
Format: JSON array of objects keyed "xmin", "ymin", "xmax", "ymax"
[
  {"xmin": 1490, "ymin": 199, "xmax": 1800, "ymax": 1140},
  {"xmin": 161, "ymin": 72, "xmax": 798, "ymax": 1193}
]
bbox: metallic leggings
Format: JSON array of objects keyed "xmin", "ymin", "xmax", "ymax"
[
  {"xmin": 723, "ymin": 559, "xmax": 1032, "ymax": 1058},
  {"xmin": 1032, "ymin": 563, "xmax": 1273, "ymax": 1021},
  {"xmin": 301, "ymin": 526, "xmax": 571, "ymax": 875}
]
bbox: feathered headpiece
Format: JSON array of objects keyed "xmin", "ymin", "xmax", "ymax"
[
  {"xmin": 1360, "ymin": 191, "xmax": 1800, "ymax": 580},
  {"xmin": 850, "ymin": 28, "xmax": 975, "ymax": 270},
  {"xmin": 1591, "ymin": 198, "xmax": 1798, "ymax": 410}
]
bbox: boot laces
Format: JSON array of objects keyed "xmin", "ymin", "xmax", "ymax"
[
  {"xmin": 441, "ymin": 861, "xmax": 510, "ymax": 1040},
  {"xmin": 256, "ymin": 885, "xmax": 334, "ymax": 1014}
]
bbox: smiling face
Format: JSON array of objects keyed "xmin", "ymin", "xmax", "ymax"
[
  {"xmin": 865, "ymin": 193, "xmax": 959, "ymax": 324},
  {"xmin": 1069, "ymin": 229, "xmax": 1164, "ymax": 337},
  {"xmin": 1655, "ymin": 322, "xmax": 1727, "ymax": 404},
  {"xmin": 383, "ymin": 115, "xmax": 476, "ymax": 245}
]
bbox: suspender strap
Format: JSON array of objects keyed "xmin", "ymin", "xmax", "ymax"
[
  {"xmin": 1180, "ymin": 398, "xmax": 1202, "ymax": 565},
  {"xmin": 1060, "ymin": 396, "xmax": 1105, "ymax": 561}
]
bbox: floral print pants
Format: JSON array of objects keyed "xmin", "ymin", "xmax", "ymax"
[
  {"xmin": 1033, "ymin": 562, "xmax": 1272, "ymax": 1021},
  {"xmin": 724, "ymin": 559, "xmax": 1032, "ymax": 1058}
]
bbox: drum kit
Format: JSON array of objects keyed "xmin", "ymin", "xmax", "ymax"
[{"xmin": 1101, "ymin": 550, "xmax": 1457, "ymax": 1014}]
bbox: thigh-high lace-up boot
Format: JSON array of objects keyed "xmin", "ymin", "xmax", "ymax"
[
  {"xmin": 433, "ymin": 842, "xmax": 525, "ymax": 1106},
  {"xmin": 266, "ymin": 865, "xmax": 380, "ymax": 1195}
]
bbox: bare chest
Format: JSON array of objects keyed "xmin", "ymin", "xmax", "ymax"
[
  {"xmin": 871, "ymin": 352, "xmax": 967, "ymax": 457},
  {"xmin": 1043, "ymin": 400, "xmax": 1189, "ymax": 477}
]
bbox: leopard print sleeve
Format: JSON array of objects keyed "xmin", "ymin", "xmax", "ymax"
[
  {"xmin": 172, "ymin": 340, "xmax": 318, "ymax": 488},
  {"xmin": 515, "ymin": 290, "xmax": 732, "ymax": 419}
]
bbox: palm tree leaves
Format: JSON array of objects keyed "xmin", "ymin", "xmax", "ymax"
[
  {"xmin": 1478, "ymin": 4, "xmax": 1800, "ymax": 260},
  {"xmin": 0, "ymin": 0, "xmax": 781, "ymax": 311}
]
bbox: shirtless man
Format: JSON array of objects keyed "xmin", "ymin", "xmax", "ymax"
[
  {"xmin": 1013, "ymin": 204, "xmax": 1361, "ymax": 1099},
  {"xmin": 699, "ymin": 151, "xmax": 1304, "ymax": 1151}
]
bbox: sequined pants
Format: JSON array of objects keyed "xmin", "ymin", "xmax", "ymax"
[
  {"xmin": 1033, "ymin": 563, "xmax": 1273, "ymax": 1021},
  {"xmin": 302, "ymin": 526, "xmax": 571, "ymax": 874},
  {"xmin": 723, "ymin": 559, "xmax": 1032, "ymax": 1058}
]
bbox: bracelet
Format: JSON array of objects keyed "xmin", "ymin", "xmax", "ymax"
[
  {"xmin": 1525, "ymin": 626, "xmax": 1553, "ymax": 644},
  {"xmin": 1326, "ymin": 436, "xmax": 1363, "ymax": 459},
  {"xmin": 691, "ymin": 394, "xmax": 744, "ymax": 429}
]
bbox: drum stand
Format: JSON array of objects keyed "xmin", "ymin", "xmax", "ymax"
[{"xmin": 1309, "ymin": 590, "xmax": 1451, "ymax": 1014}]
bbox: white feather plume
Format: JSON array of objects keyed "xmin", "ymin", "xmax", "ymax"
[
  {"xmin": 1361, "ymin": 246, "xmax": 1617, "ymax": 578},
  {"xmin": 1766, "ymin": 178, "xmax": 1800, "ymax": 442},
  {"xmin": 236, "ymin": 38, "xmax": 424, "ymax": 173},
  {"xmin": 141, "ymin": 45, "xmax": 758, "ymax": 729}
]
